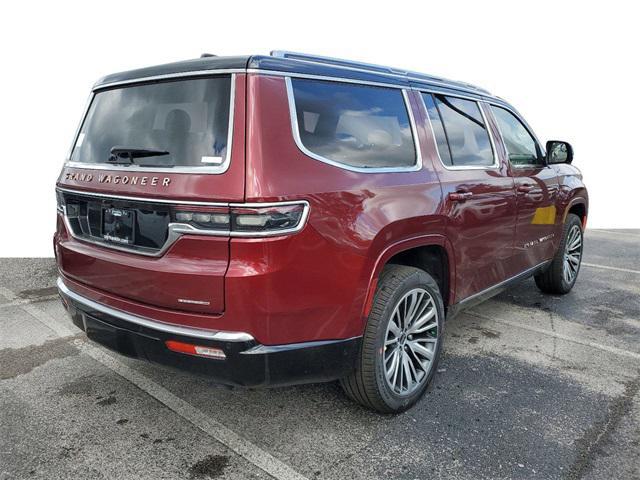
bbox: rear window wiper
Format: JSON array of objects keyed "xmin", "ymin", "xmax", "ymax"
[{"xmin": 108, "ymin": 146, "xmax": 170, "ymax": 165}]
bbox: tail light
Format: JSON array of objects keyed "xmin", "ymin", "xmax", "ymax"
[
  {"xmin": 172, "ymin": 201, "xmax": 309, "ymax": 237},
  {"xmin": 56, "ymin": 190, "xmax": 65, "ymax": 213}
]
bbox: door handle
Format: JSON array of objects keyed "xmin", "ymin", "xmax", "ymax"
[
  {"xmin": 449, "ymin": 191, "xmax": 473, "ymax": 202},
  {"xmin": 517, "ymin": 184, "xmax": 534, "ymax": 193}
]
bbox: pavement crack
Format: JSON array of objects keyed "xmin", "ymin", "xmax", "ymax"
[{"xmin": 566, "ymin": 374, "xmax": 640, "ymax": 480}]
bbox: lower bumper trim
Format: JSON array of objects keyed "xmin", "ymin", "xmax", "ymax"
[
  {"xmin": 57, "ymin": 277, "xmax": 361, "ymax": 387},
  {"xmin": 56, "ymin": 277, "xmax": 253, "ymax": 342}
]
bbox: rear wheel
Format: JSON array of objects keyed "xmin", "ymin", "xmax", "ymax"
[
  {"xmin": 535, "ymin": 213, "xmax": 583, "ymax": 294},
  {"xmin": 340, "ymin": 265, "xmax": 444, "ymax": 413}
]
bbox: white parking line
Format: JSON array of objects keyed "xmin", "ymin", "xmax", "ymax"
[
  {"xmin": 6, "ymin": 286, "xmax": 309, "ymax": 480},
  {"xmin": 75, "ymin": 340, "xmax": 309, "ymax": 480},
  {"xmin": 582, "ymin": 263, "xmax": 640, "ymax": 275},
  {"xmin": 468, "ymin": 311, "xmax": 640, "ymax": 361},
  {"xmin": 587, "ymin": 229, "xmax": 640, "ymax": 238},
  {"xmin": 0, "ymin": 285, "xmax": 17, "ymax": 301}
]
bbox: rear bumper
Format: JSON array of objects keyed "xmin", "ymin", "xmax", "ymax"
[{"xmin": 57, "ymin": 277, "xmax": 360, "ymax": 387}]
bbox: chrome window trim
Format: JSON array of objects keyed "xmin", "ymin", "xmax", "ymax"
[
  {"xmin": 412, "ymin": 86, "xmax": 487, "ymax": 103},
  {"xmin": 57, "ymin": 189, "xmax": 310, "ymax": 256},
  {"xmin": 268, "ymin": 51, "xmax": 490, "ymax": 95},
  {"xmin": 487, "ymin": 103, "xmax": 547, "ymax": 168},
  {"xmin": 57, "ymin": 277, "xmax": 255, "ymax": 342},
  {"xmin": 66, "ymin": 92, "xmax": 95, "ymax": 162},
  {"xmin": 251, "ymin": 69, "xmax": 406, "ymax": 90},
  {"xmin": 284, "ymin": 77, "xmax": 422, "ymax": 174},
  {"xmin": 93, "ymin": 68, "xmax": 246, "ymax": 90},
  {"xmin": 65, "ymin": 73, "xmax": 237, "ymax": 175},
  {"xmin": 418, "ymin": 92, "xmax": 501, "ymax": 171}
]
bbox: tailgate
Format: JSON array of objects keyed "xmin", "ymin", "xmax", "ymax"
[{"xmin": 55, "ymin": 73, "xmax": 246, "ymax": 314}]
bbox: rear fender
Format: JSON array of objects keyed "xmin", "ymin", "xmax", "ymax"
[{"xmin": 360, "ymin": 234, "xmax": 456, "ymax": 327}]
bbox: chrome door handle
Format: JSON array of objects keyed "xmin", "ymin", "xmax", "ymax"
[
  {"xmin": 517, "ymin": 184, "xmax": 534, "ymax": 193},
  {"xmin": 449, "ymin": 191, "xmax": 473, "ymax": 202}
]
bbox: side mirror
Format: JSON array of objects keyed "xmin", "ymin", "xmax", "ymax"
[{"xmin": 546, "ymin": 140, "xmax": 573, "ymax": 164}]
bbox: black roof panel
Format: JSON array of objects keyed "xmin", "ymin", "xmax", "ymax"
[
  {"xmin": 95, "ymin": 56, "xmax": 251, "ymax": 88},
  {"xmin": 92, "ymin": 52, "xmax": 494, "ymax": 100}
]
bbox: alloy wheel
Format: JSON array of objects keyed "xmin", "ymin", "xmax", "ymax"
[
  {"xmin": 563, "ymin": 224, "xmax": 582, "ymax": 284},
  {"xmin": 383, "ymin": 288, "xmax": 439, "ymax": 396}
]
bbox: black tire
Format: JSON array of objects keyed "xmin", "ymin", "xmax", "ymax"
[
  {"xmin": 340, "ymin": 265, "xmax": 445, "ymax": 413},
  {"xmin": 535, "ymin": 213, "xmax": 583, "ymax": 294}
]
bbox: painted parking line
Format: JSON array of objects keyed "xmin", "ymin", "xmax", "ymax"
[
  {"xmin": 467, "ymin": 311, "xmax": 640, "ymax": 361},
  {"xmin": 6, "ymin": 286, "xmax": 309, "ymax": 480},
  {"xmin": 587, "ymin": 229, "xmax": 640, "ymax": 238},
  {"xmin": 75, "ymin": 340, "xmax": 309, "ymax": 480},
  {"xmin": 581, "ymin": 263, "xmax": 640, "ymax": 275}
]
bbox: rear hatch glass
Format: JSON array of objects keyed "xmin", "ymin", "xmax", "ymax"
[
  {"xmin": 58, "ymin": 74, "xmax": 243, "ymax": 314},
  {"xmin": 71, "ymin": 76, "xmax": 232, "ymax": 169}
]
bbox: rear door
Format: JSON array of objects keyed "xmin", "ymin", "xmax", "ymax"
[
  {"xmin": 420, "ymin": 93, "xmax": 517, "ymax": 302},
  {"xmin": 488, "ymin": 105, "xmax": 560, "ymax": 271},
  {"xmin": 56, "ymin": 73, "xmax": 246, "ymax": 314}
]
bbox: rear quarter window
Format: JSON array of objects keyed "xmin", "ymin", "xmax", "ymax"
[{"xmin": 289, "ymin": 79, "xmax": 417, "ymax": 170}]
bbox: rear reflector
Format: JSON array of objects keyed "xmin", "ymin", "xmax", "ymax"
[{"xmin": 165, "ymin": 340, "xmax": 226, "ymax": 360}]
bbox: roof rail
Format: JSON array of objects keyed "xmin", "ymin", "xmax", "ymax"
[
  {"xmin": 269, "ymin": 50, "xmax": 490, "ymax": 95},
  {"xmin": 271, "ymin": 50, "xmax": 408, "ymax": 76}
]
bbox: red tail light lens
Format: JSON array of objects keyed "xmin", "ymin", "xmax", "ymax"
[
  {"xmin": 172, "ymin": 201, "xmax": 309, "ymax": 237},
  {"xmin": 231, "ymin": 203, "xmax": 307, "ymax": 235}
]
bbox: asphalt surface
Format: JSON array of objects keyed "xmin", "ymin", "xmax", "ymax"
[{"xmin": 1, "ymin": 229, "xmax": 639, "ymax": 480}]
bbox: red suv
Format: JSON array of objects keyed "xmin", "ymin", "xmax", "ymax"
[{"xmin": 55, "ymin": 51, "xmax": 588, "ymax": 412}]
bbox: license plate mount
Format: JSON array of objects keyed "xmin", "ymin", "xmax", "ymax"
[{"xmin": 103, "ymin": 207, "xmax": 135, "ymax": 245}]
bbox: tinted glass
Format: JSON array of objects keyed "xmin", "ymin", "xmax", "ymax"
[
  {"xmin": 491, "ymin": 106, "xmax": 540, "ymax": 166},
  {"xmin": 291, "ymin": 79, "xmax": 416, "ymax": 169},
  {"xmin": 433, "ymin": 95, "xmax": 494, "ymax": 167},
  {"xmin": 422, "ymin": 93, "xmax": 452, "ymax": 166},
  {"xmin": 70, "ymin": 76, "xmax": 232, "ymax": 168}
]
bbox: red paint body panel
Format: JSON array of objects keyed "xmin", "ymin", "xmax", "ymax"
[
  {"xmin": 56, "ymin": 215, "xmax": 229, "ymax": 314},
  {"xmin": 240, "ymin": 76, "xmax": 445, "ymax": 340}
]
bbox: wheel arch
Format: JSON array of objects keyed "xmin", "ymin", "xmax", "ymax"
[
  {"xmin": 361, "ymin": 235, "xmax": 456, "ymax": 323},
  {"xmin": 563, "ymin": 195, "xmax": 589, "ymax": 227}
]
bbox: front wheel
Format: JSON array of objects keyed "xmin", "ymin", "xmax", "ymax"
[
  {"xmin": 535, "ymin": 213, "xmax": 584, "ymax": 294},
  {"xmin": 340, "ymin": 265, "xmax": 444, "ymax": 413}
]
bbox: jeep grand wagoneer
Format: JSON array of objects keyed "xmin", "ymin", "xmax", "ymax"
[{"xmin": 55, "ymin": 51, "xmax": 587, "ymax": 412}]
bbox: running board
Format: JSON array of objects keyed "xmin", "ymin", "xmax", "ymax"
[{"xmin": 447, "ymin": 260, "xmax": 551, "ymax": 319}]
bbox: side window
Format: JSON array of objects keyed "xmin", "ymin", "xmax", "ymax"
[
  {"xmin": 422, "ymin": 94, "xmax": 452, "ymax": 166},
  {"xmin": 423, "ymin": 93, "xmax": 495, "ymax": 167},
  {"xmin": 289, "ymin": 79, "xmax": 417, "ymax": 169},
  {"xmin": 491, "ymin": 106, "xmax": 540, "ymax": 166}
]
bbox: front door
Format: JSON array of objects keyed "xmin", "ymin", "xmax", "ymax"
[
  {"xmin": 488, "ymin": 105, "xmax": 560, "ymax": 271},
  {"xmin": 419, "ymin": 93, "xmax": 517, "ymax": 302}
]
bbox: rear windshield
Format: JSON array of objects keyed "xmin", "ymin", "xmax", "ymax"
[{"xmin": 70, "ymin": 76, "xmax": 232, "ymax": 168}]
